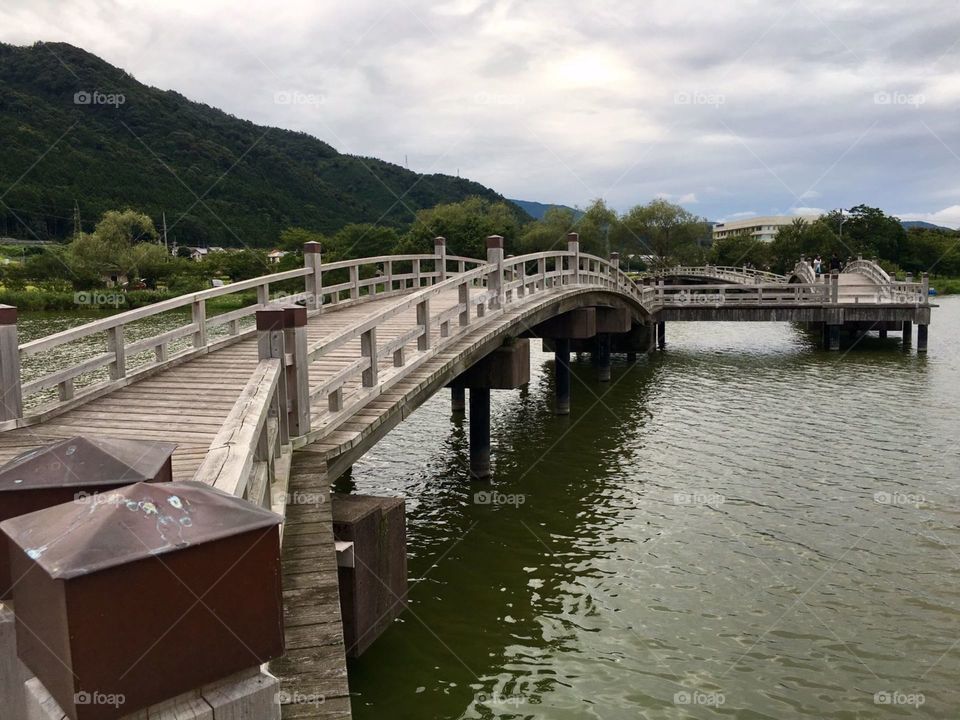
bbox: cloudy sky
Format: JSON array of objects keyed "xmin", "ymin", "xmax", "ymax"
[{"xmin": 2, "ymin": 0, "xmax": 960, "ymax": 226}]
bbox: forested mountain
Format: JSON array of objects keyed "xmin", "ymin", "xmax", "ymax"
[{"xmin": 0, "ymin": 42, "xmax": 515, "ymax": 246}]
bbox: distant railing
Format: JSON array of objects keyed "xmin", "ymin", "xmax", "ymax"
[{"xmin": 641, "ymin": 265, "xmax": 788, "ymax": 284}]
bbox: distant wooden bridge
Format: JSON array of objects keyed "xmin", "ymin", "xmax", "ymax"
[{"xmin": 0, "ymin": 234, "xmax": 933, "ymax": 719}]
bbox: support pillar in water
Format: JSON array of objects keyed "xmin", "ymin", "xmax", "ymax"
[
  {"xmin": 469, "ymin": 388, "xmax": 491, "ymax": 479},
  {"xmin": 451, "ymin": 386, "xmax": 466, "ymax": 413},
  {"xmin": 555, "ymin": 338, "xmax": 571, "ymax": 416},
  {"xmin": 597, "ymin": 333, "xmax": 611, "ymax": 382}
]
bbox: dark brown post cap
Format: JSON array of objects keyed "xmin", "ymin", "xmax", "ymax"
[
  {"xmin": 255, "ymin": 305, "xmax": 286, "ymax": 331},
  {"xmin": 303, "ymin": 241, "xmax": 322, "ymax": 254},
  {"xmin": 282, "ymin": 304, "xmax": 307, "ymax": 328},
  {"xmin": 610, "ymin": 252, "xmax": 620, "ymax": 260},
  {"xmin": 0, "ymin": 305, "xmax": 16, "ymax": 325},
  {"xmin": 434, "ymin": 236, "xmax": 446, "ymax": 246},
  {"xmin": 486, "ymin": 235, "xmax": 504, "ymax": 249},
  {"xmin": 567, "ymin": 232, "xmax": 580, "ymax": 243}
]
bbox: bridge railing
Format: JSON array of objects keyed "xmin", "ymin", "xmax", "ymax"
[
  {"xmin": 641, "ymin": 265, "xmax": 788, "ymax": 284},
  {"xmin": 294, "ymin": 236, "xmax": 653, "ymax": 443},
  {"xmin": 5, "ymin": 243, "xmax": 482, "ymax": 425}
]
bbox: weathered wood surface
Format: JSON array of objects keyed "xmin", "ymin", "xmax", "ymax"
[{"xmin": 269, "ymin": 453, "xmax": 352, "ymax": 720}]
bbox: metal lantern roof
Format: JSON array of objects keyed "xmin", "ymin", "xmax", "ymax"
[
  {"xmin": 0, "ymin": 480, "xmax": 281, "ymax": 580},
  {"xmin": 0, "ymin": 436, "xmax": 177, "ymax": 490}
]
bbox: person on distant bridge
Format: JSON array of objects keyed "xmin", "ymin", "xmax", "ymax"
[
  {"xmin": 829, "ymin": 254, "xmax": 842, "ymax": 272},
  {"xmin": 813, "ymin": 256, "xmax": 823, "ymax": 276}
]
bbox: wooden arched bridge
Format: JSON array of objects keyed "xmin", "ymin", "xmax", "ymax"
[{"xmin": 0, "ymin": 234, "xmax": 933, "ymax": 719}]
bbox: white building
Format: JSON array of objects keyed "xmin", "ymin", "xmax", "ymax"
[{"xmin": 712, "ymin": 214, "xmax": 822, "ymax": 243}]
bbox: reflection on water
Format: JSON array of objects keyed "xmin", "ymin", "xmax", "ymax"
[{"xmin": 347, "ymin": 298, "xmax": 960, "ymax": 719}]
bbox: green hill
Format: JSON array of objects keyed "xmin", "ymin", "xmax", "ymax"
[{"xmin": 0, "ymin": 42, "xmax": 519, "ymax": 247}]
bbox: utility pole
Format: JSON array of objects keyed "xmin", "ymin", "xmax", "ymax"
[{"xmin": 162, "ymin": 212, "xmax": 168, "ymax": 250}]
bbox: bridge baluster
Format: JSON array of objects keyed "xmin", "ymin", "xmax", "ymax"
[
  {"xmin": 304, "ymin": 241, "xmax": 322, "ymax": 311},
  {"xmin": 435, "ymin": 236, "xmax": 447, "ymax": 282},
  {"xmin": 486, "ymin": 235, "xmax": 504, "ymax": 310},
  {"xmin": 361, "ymin": 328, "xmax": 378, "ymax": 387},
  {"xmin": 417, "ymin": 300, "xmax": 431, "ymax": 351},
  {"xmin": 567, "ymin": 232, "xmax": 580, "ymax": 284},
  {"xmin": 458, "ymin": 282, "xmax": 470, "ymax": 327},
  {"xmin": 0, "ymin": 305, "xmax": 23, "ymax": 422}
]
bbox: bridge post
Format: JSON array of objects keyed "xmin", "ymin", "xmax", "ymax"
[
  {"xmin": 918, "ymin": 323, "xmax": 928, "ymax": 352},
  {"xmin": 361, "ymin": 327, "xmax": 379, "ymax": 386},
  {"xmin": 303, "ymin": 241, "xmax": 322, "ymax": 311},
  {"xmin": 879, "ymin": 327, "xmax": 888, "ymax": 339},
  {"xmin": 486, "ymin": 235, "xmax": 504, "ymax": 310},
  {"xmin": 451, "ymin": 386, "xmax": 466, "ymax": 414},
  {"xmin": 0, "ymin": 306, "xmax": 22, "ymax": 422},
  {"xmin": 597, "ymin": 333, "xmax": 611, "ymax": 382},
  {"xmin": 257, "ymin": 306, "xmax": 291, "ymax": 444},
  {"xmin": 610, "ymin": 252, "xmax": 619, "ymax": 291},
  {"xmin": 469, "ymin": 388, "xmax": 491, "ymax": 478},
  {"xmin": 435, "ymin": 236, "xmax": 447, "ymax": 282},
  {"xmin": 828, "ymin": 324, "xmax": 840, "ymax": 350},
  {"xmin": 657, "ymin": 320, "xmax": 666, "ymax": 349},
  {"xmin": 567, "ymin": 232, "xmax": 580, "ymax": 284},
  {"xmin": 350, "ymin": 264, "xmax": 361, "ymax": 300},
  {"xmin": 902, "ymin": 320, "xmax": 913, "ymax": 348},
  {"xmin": 283, "ymin": 306, "xmax": 311, "ymax": 437},
  {"xmin": 831, "ymin": 270, "xmax": 839, "ymax": 303},
  {"xmin": 921, "ymin": 272, "xmax": 929, "ymax": 299},
  {"xmin": 555, "ymin": 338, "xmax": 571, "ymax": 415}
]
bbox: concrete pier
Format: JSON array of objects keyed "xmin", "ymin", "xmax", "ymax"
[
  {"xmin": 657, "ymin": 321, "xmax": 666, "ymax": 349},
  {"xmin": 918, "ymin": 324, "xmax": 928, "ymax": 352},
  {"xmin": 469, "ymin": 388, "xmax": 491, "ymax": 478},
  {"xmin": 555, "ymin": 338, "xmax": 571, "ymax": 416},
  {"xmin": 903, "ymin": 320, "xmax": 913, "ymax": 347},
  {"xmin": 451, "ymin": 386, "xmax": 466, "ymax": 413},
  {"xmin": 597, "ymin": 333, "xmax": 611, "ymax": 382}
]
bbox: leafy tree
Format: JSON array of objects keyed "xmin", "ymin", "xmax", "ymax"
[
  {"xmin": 399, "ymin": 197, "xmax": 524, "ymax": 258},
  {"xmin": 616, "ymin": 199, "xmax": 709, "ymax": 267}
]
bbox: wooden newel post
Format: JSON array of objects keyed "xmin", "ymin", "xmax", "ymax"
[
  {"xmin": 435, "ymin": 236, "xmax": 447, "ymax": 282},
  {"xmin": 0, "ymin": 306, "xmax": 22, "ymax": 422},
  {"xmin": 831, "ymin": 270, "xmax": 840, "ymax": 303},
  {"xmin": 610, "ymin": 251, "xmax": 619, "ymax": 289},
  {"xmin": 567, "ymin": 232, "xmax": 580, "ymax": 284},
  {"xmin": 486, "ymin": 235, "xmax": 504, "ymax": 310},
  {"xmin": 256, "ymin": 306, "xmax": 290, "ymax": 445},
  {"xmin": 303, "ymin": 241, "xmax": 322, "ymax": 312},
  {"xmin": 282, "ymin": 305, "xmax": 310, "ymax": 437},
  {"xmin": 921, "ymin": 272, "xmax": 929, "ymax": 302}
]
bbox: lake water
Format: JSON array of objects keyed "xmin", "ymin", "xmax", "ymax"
[{"xmin": 345, "ymin": 297, "xmax": 960, "ymax": 719}]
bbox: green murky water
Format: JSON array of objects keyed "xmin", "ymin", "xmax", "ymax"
[{"xmin": 345, "ymin": 297, "xmax": 960, "ymax": 719}]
